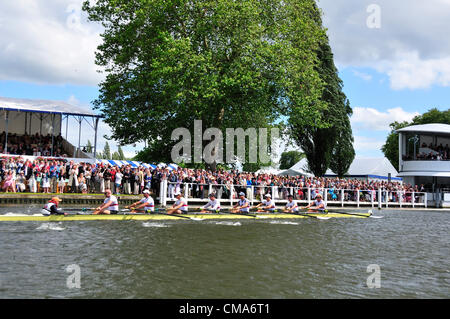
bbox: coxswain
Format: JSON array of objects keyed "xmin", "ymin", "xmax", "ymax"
[
  {"xmin": 201, "ymin": 193, "xmax": 221, "ymax": 213},
  {"xmin": 231, "ymin": 192, "xmax": 250, "ymax": 214},
  {"xmin": 41, "ymin": 197, "xmax": 67, "ymax": 216},
  {"xmin": 254, "ymin": 194, "xmax": 276, "ymax": 212},
  {"xmin": 284, "ymin": 194, "xmax": 298, "ymax": 213},
  {"xmin": 126, "ymin": 189, "xmax": 155, "ymax": 214},
  {"xmin": 93, "ymin": 189, "xmax": 119, "ymax": 215},
  {"xmin": 303, "ymin": 193, "xmax": 326, "ymax": 213},
  {"xmin": 167, "ymin": 192, "xmax": 188, "ymax": 215}
]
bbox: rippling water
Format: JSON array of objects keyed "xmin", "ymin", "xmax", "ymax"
[{"xmin": 0, "ymin": 205, "xmax": 449, "ymax": 298}]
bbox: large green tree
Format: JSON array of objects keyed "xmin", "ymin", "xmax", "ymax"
[
  {"xmin": 83, "ymin": 0, "xmax": 326, "ymax": 169},
  {"xmin": 382, "ymin": 108, "xmax": 450, "ymax": 170},
  {"xmin": 329, "ymin": 100, "xmax": 355, "ymax": 177},
  {"xmin": 289, "ymin": 30, "xmax": 354, "ymax": 177}
]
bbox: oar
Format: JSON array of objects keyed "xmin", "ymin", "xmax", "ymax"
[
  {"xmin": 328, "ymin": 209, "xmax": 383, "ymax": 219},
  {"xmin": 277, "ymin": 207, "xmax": 331, "ymax": 220}
]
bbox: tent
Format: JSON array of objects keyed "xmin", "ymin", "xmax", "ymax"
[
  {"xmin": 256, "ymin": 167, "xmax": 283, "ymax": 175},
  {"xmin": 278, "ymin": 159, "xmax": 314, "ymax": 177},
  {"xmin": 324, "ymin": 157, "xmax": 401, "ymax": 181}
]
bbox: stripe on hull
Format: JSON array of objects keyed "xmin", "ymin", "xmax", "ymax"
[{"xmin": 0, "ymin": 212, "xmax": 371, "ymax": 222}]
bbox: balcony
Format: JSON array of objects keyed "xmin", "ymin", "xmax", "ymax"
[{"xmin": 401, "ymin": 160, "xmax": 450, "ymax": 173}]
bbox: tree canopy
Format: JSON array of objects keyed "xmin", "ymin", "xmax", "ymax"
[
  {"xmin": 83, "ymin": 0, "xmax": 328, "ymax": 169},
  {"xmin": 289, "ymin": 30, "xmax": 354, "ymax": 177}
]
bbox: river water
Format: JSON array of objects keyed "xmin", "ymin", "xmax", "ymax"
[{"xmin": 0, "ymin": 205, "xmax": 448, "ymax": 299}]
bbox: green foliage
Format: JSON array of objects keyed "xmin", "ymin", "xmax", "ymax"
[
  {"xmin": 83, "ymin": 0, "xmax": 327, "ymax": 168},
  {"xmin": 289, "ymin": 31, "xmax": 354, "ymax": 177},
  {"xmin": 382, "ymin": 108, "xmax": 450, "ymax": 170},
  {"xmin": 118, "ymin": 145, "xmax": 125, "ymax": 160},
  {"xmin": 86, "ymin": 140, "xmax": 93, "ymax": 153},
  {"xmin": 279, "ymin": 151, "xmax": 305, "ymax": 170},
  {"xmin": 329, "ymin": 101, "xmax": 355, "ymax": 177},
  {"xmin": 103, "ymin": 142, "xmax": 111, "ymax": 160}
]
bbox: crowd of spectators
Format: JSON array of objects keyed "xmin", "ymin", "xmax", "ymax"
[
  {"xmin": 0, "ymin": 156, "xmax": 426, "ymax": 204},
  {"xmin": 403, "ymin": 142, "xmax": 450, "ymax": 161},
  {"xmin": 0, "ymin": 132, "xmax": 66, "ymax": 157}
]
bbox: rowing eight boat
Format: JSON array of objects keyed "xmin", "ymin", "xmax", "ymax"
[{"xmin": 0, "ymin": 211, "xmax": 373, "ymax": 222}]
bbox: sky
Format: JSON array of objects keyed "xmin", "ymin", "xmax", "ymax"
[{"xmin": 0, "ymin": 0, "xmax": 449, "ymax": 161}]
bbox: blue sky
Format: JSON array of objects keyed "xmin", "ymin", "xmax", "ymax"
[{"xmin": 1, "ymin": 0, "xmax": 449, "ymax": 161}]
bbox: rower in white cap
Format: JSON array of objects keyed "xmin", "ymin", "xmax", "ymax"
[
  {"xmin": 126, "ymin": 189, "xmax": 155, "ymax": 213},
  {"xmin": 231, "ymin": 192, "xmax": 250, "ymax": 214},
  {"xmin": 254, "ymin": 194, "xmax": 276, "ymax": 212},
  {"xmin": 167, "ymin": 191, "xmax": 188, "ymax": 215}
]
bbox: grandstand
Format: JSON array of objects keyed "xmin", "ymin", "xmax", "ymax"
[{"xmin": 0, "ymin": 96, "xmax": 102, "ymax": 159}]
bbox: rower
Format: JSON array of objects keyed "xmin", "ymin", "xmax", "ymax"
[
  {"xmin": 231, "ymin": 192, "xmax": 250, "ymax": 214},
  {"xmin": 167, "ymin": 192, "xmax": 188, "ymax": 215},
  {"xmin": 201, "ymin": 193, "xmax": 221, "ymax": 213},
  {"xmin": 254, "ymin": 194, "xmax": 276, "ymax": 212},
  {"xmin": 303, "ymin": 193, "xmax": 326, "ymax": 213},
  {"xmin": 126, "ymin": 189, "xmax": 154, "ymax": 214},
  {"xmin": 41, "ymin": 197, "xmax": 67, "ymax": 216},
  {"xmin": 284, "ymin": 194, "xmax": 298, "ymax": 213},
  {"xmin": 93, "ymin": 189, "xmax": 119, "ymax": 215}
]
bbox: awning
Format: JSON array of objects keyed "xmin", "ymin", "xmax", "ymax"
[{"xmin": 0, "ymin": 96, "xmax": 100, "ymax": 118}]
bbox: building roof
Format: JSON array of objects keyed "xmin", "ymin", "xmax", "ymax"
[
  {"xmin": 325, "ymin": 157, "xmax": 399, "ymax": 177},
  {"xmin": 0, "ymin": 96, "xmax": 100, "ymax": 117},
  {"xmin": 397, "ymin": 123, "xmax": 450, "ymax": 135},
  {"xmin": 289, "ymin": 157, "xmax": 399, "ymax": 178}
]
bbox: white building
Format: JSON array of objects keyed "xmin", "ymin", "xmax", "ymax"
[{"xmin": 397, "ymin": 123, "xmax": 450, "ymax": 207}]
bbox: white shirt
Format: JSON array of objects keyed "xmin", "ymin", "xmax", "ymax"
[
  {"xmin": 104, "ymin": 195, "xmax": 119, "ymax": 211},
  {"xmin": 285, "ymin": 200, "xmax": 298, "ymax": 212},
  {"xmin": 115, "ymin": 172, "xmax": 123, "ymax": 184},
  {"xmin": 204, "ymin": 199, "xmax": 221, "ymax": 211},
  {"xmin": 41, "ymin": 202, "xmax": 56, "ymax": 216},
  {"xmin": 262, "ymin": 199, "xmax": 275, "ymax": 211},
  {"xmin": 313, "ymin": 199, "xmax": 326, "ymax": 211},
  {"xmin": 174, "ymin": 197, "xmax": 188, "ymax": 212},
  {"xmin": 139, "ymin": 196, "xmax": 155, "ymax": 212},
  {"xmin": 238, "ymin": 198, "xmax": 250, "ymax": 212}
]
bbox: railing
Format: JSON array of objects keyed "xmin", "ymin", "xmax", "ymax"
[{"xmin": 159, "ymin": 181, "xmax": 427, "ymax": 208}]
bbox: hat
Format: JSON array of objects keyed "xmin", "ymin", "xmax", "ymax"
[
  {"xmin": 174, "ymin": 192, "xmax": 181, "ymax": 196},
  {"xmin": 143, "ymin": 190, "xmax": 150, "ymax": 194},
  {"xmin": 265, "ymin": 194, "xmax": 271, "ymax": 198},
  {"xmin": 51, "ymin": 197, "xmax": 62, "ymax": 202},
  {"xmin": 239, "ymin": 192, "xmax": 245, "ymax": 196},
  {"xmin": 208, "ymin": 193, "xmax": 216, "ymax": 198}
]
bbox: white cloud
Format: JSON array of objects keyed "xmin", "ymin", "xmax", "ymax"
[
  {"xmin": 351, "ymin": 107, "xmax": 420, "ymax": 131},
  {"xmin": 0, "ymin": 0, "xmax": 103, "ymax": 86},
  {"xmin": 353, "ymin": 135, "xmax": 385, "ymax": 151},
  {"xmin": 320, "ymin": 0, "xmax": 450, "ymax": 90},
  {"xmin": 352, "ymin": 70, "xmax": 372, "ymax": 81},
  {"xmin": 376, "ymin": 52, "xmax": 450, "ymax": 90}
]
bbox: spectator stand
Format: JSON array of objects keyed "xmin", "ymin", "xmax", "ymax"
[{"xmin": 0, "ymin": 96, "xmax": 102, "ymax": 159}]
